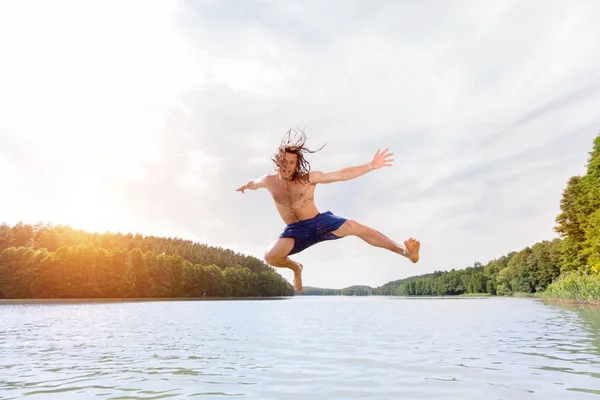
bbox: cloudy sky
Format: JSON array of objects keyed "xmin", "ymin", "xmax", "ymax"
[{"xmin": 1, "ymin": 0, "xmax": 600, "ymax": 289}]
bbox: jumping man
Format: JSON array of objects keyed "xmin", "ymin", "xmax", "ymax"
[{"xmin": 235, "ymin": 129, "xmax": 420, "ymax": 292}]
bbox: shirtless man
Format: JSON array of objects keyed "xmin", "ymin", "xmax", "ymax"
[{"xmin": 236, "ymin": 130, "xmax": 420, "ymax": 292}]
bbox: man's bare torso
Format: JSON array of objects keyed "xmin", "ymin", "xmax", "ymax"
[{"xmin": 264, "ymin": 174, "xmax": 319, "ymax": 225}]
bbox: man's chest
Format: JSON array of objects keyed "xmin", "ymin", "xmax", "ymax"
[{"xmin": 270, "ymin": 182, "xmax": 313, "ymax": 205}]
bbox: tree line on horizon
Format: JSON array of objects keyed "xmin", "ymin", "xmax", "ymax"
[
  {"xmin": 0, "ymin": 225, "xmax": 294, "ymax": 299},
  {"xmin": 372, "ymin": 238, "xmax": 562, "ymax": 296},
  {"xmin": 299, "ymin": 237, "xmax": 561, "ymax": 296}
]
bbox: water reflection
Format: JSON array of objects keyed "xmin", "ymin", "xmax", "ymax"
[{"xmin": 514, "ymin": 301, "xmax": 600, "ymax": 395}]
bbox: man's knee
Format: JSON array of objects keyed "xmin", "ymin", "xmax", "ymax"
[
  {"xmin": 263, "ymin": 249, "xmax": 287, "ymax": 266},
  {"xmin": 264, "ymin": 239, "xmax": 294, "ymax": 265},
  {"xmin": 264, "ymin": 250, "xmax": 280, "ymax": 265}
]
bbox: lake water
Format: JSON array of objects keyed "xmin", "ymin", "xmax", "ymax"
[{"xmin": 1, "ymin": 296, "xmax": 599, "ymax": 399}]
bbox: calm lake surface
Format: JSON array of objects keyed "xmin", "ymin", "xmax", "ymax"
[{"xmin": 1, "ymin": 296, "xmax": 599, "ymax": 399}]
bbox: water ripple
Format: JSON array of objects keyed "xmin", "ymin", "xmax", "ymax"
[{"xmin": 0, "ymin": 297, "xmax": 599, "ymax": 399}]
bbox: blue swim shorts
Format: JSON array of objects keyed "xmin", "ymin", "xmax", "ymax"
[{"xmin": 279, "ymin": 211, "xmax": 348, "ymax": 255}]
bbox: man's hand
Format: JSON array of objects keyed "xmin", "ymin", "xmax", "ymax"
[
  {"xmin": 370, "ymin": 148, "xmax": 394, "ymax": 170},
  {"xmin": 236, "ymin": 184, "xmax": 247, "ymax": 193},
  {"xmin": 236, "ymin": 176, "xmax": 267, "ymax": 193}
]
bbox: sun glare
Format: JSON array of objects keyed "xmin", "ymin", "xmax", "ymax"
[{"xmin": 0, "ymin": 0, "xmax": 206, "ymax": 234}]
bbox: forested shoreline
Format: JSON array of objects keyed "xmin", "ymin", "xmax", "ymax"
[
  {"xmin": 0, "ymin": 225, "xmax": 294, "ymax": 299},
  {"xmin": 300, "ymin": 238, "xmax": 563, "ymax": 297},
  {"xmin": 372, "ymin": 238, "xmax": 563, "ymax": 297},
  {"xmin": 1, "ymin": 133, "xmax": 598, "ymax": 304}
]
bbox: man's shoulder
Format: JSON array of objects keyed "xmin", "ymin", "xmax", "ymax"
[
  {"xmin": 307, "ymin": 170, "xmax": 324, "ymax": 183},
  {"xmin": 262, "ymin": 174, "xmax": 277, "ymax": 187}
]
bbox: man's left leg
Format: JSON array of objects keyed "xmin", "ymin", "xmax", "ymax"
[
  {"xmin": 331, "ymin": 219, "xmax": 420, "ymax": 263},
  {"xmin": 264, "ymin": 237, "xmax": 304, "ymax": 292}
]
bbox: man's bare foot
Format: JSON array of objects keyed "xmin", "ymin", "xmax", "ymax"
[
  {"xmin": 404, "ymin": 237, "xmax": 420, "ymax": 263},
  {"xmin": 292, "ymin": 263, "xmax": 303, "ymax": 292}
]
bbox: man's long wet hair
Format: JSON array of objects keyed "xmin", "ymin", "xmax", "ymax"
[{"xmin": 272, "ymin": 128, "xmax": 325, "ymax": 183}]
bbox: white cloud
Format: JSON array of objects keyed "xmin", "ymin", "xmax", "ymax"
[{"xmin": 1, "ymin": 0, "xmax": 600, "ymax": 289}]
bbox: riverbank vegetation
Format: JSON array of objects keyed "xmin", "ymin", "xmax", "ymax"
[
  {"xmin": 0, "ymin": 226, "xmax": 294, "ymax": 299},
  {"xmin": 541, "ymin": 273, "xmax": 600, "ymax": 306}
]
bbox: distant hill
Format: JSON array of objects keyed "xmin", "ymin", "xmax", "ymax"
[{"xmin": 297, "ymin": 285, "xmax": 374, "ymax": 296}]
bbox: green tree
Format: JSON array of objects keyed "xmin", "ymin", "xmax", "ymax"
[{"xmin": 555, "ymin": 133, "xmax": 600, "ymax": 274}]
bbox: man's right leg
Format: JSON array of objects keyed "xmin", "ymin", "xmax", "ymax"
[
  {"xmin": 331, "ymin": 219, "xmax": 420, "ymax": 263},
  {"xmin": 264, "ymin": 237, "xmax": 304, "ymax": 292}
]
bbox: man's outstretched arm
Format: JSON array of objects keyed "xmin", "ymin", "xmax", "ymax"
[
  {"xmin": 236, "ymin": 175, "xmax": 267, "ymax": 193},
  {"xmin": 310, "ymin": 148, "xmax": 394, "ymax": 184}
]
